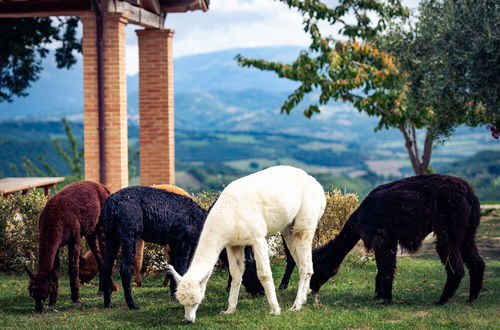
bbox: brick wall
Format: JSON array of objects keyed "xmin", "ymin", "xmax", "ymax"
[{"xmin": 136, "ymin": 29, "xmax": 175, "ymax": 186}]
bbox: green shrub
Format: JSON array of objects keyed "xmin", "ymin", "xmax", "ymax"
[
  {"xmin": 313, "ymin": 188, "xmax": 359, "ymax": 248},
  {"xmin": 0, "ymin": 190, "xmax": 47, "ymax": 271}
]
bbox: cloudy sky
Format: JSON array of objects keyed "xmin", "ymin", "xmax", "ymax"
[{"xmin": 125, "ymin": 0, "xmax": 420, "ymax": 75}]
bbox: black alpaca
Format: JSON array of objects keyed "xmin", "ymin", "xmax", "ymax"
[
  {"xmin": 101, "ymin": 186, "xmax": 207, "ymax": 310},
  {"xmin": 280, "ymin": 174, "xmax": 485, "ymax": 305}
]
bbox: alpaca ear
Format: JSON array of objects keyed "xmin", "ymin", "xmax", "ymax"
[
  {"xmin": 165, "ymin": 265, "xmax": 182, "ymax": 284},
  {"xmin": 199, "ymin": 271, "xmax": 211, "ymax": 287},
  {"xmin": 24, "ymin": 266, "xmax": 34, "ymax": 279}
]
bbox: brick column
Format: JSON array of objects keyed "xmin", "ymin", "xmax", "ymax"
[
  {"xmin": 136, "ymin": 29, "xmax": 175, "ymax": 186},
  {"xmin": 81, "ymin": 12, "xmax": 129, "ymax": 192}
]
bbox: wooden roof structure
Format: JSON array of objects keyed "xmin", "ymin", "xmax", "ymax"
[
  {"xmin": 0, "ymin": 0, "xmax": 209, "ymax": 28},
  {"xmin": 0, "ymin": 177, "xmax": 65, "ymax": 196}
]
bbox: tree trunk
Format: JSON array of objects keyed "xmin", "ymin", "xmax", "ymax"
[{"xmin": 399, "ymin": 123, "xmax": 433, "ymax": 175}]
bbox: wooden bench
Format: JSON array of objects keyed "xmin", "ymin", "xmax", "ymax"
[{"xmin": 0, "ymin": 177, "xmax": 65, "ymax": 197}]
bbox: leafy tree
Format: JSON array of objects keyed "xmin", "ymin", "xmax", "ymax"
[
  {"xmin": 237, "ymin": 0, "xmax": 499, "ymax": 175},
  {"xmin": 0, "ymin": 17, "xmax": 81, "ymax": 103}
]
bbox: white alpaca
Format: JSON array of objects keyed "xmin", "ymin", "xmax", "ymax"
[{"xmin": 167, "ymin": 166, "xmax": 326, "ymax": 323}]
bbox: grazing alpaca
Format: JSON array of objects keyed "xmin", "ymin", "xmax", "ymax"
[
  {"xmin": 79, "ymin": 184, "xmax": 190, "ymax": 287},
  {"xmin": 167, "ymin": 166, "xmax": 326, "ymax": 323},
  {"xmin": 101, "ymin": 186, "xmax": 207, "ymax": 310},
  {"xmin": 134, "ymin": 184, "xmax": 192, "ymax": 287},
  {"xmin": 25, "ymin": 181, "xmax": 110, "ymax": 312},
  {"xmin": 280, "ymin": 174, "xmax": 485, "ymax": 305}
]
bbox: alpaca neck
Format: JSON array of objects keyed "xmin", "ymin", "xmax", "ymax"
[
  {"xmin": 185, "ymin": 236, "xmax": 225, "ymax": 281},
  {"xmin": 36, "ymin": 235, "xmax": 61, "ymax": 274},
  {"xmin": 319, "ymin": 215, "xmax": 360, "ymax": 270}
]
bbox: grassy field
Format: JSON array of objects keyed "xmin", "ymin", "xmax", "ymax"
[{"xmin": 1, "ymin": 216, "xmax": 499, "ymax": 329}]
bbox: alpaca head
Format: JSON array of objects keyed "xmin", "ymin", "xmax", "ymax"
[
  {"xmin": 310, "ymin": 266, "xmax": 339, "ymax": 294},
  {"xmin": 79, "ymin": 254, "xmax": 97, "ymax": 284},
  {"xmin": 25, "ymin": 267, "xmax": 52, "ymax": 313},
  {"xmin": 309, "ymin": 249, "xmax": 340, "ymax": 294},
  {"xmin": 167, "ymin": 265, "xmax": 210, "ymax": 323}
]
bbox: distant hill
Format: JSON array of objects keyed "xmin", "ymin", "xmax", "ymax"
[{"xmin": 0, "ymin": 46, "xmax": 301, "ymax": 120}]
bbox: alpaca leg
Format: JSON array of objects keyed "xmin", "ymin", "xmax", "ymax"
[
  {"xmin": 68, "ymin": 237, "xmax": 81, "ymax": 304},
  {"xmin": 460, "ymin": 240, "xmax": 485, "ymax": 302},
  {"xmin": 86, "ymin": 234, "xmax": 104, "ymax": 293},
  {"xmin": 242, "ymin": 246, "xmax": 264, "ymax": 296},
  {"xmin": 162, "ymin": 245, "xmax": 171, "ymax": 287},
  {"xmin": 279, "ymin": 236, "xmax": 296, "ymax": 290},
  {"xmin": 134, "ymin": 240, "xmax": 145, "ymax": 287},
  {"xmin": 252, "ymin": 238, "xmax": 280, "ymax": 315},
  {"xmin": 283, "ymin": 228, "xmax": 315, "ymax": 311},
  {"xmin": 103, "ymin": 237, "xmax": 121, "ymax": 308},
  {"xmin": 373, "ymin": 237, "xmax": 397, "ymax": 305},
  {"xmin": 221, "ymin": 246, "xmax": 245, "ymax": 314},
  {"xmin": 120, "ymin": 239, "xmax": 140, "ymax": 310},
  {"xmin": 435, "ymin": 240, "xmax": 465, "ymax": 305},
  {"xmin": 48, "ymin": 249, "xmax": 60, "ymax": 307}
]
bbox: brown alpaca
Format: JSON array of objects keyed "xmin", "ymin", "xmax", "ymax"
[
  {"xmin": 25, "ymin": 181, "xmax": 110, "ymax": 312},
  {"xmin": 79, "ymin": 184, "xmax": 191, "ymax": 287}
]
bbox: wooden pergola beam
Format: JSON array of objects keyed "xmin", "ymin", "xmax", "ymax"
[{"xmin": 107, "ymin": 0, "xmax": 164, "ymax": 28}]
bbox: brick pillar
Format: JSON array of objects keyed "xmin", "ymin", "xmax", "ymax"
[
  {"xmin": 136, "ymin": 29, "xmax": 175, "ymax": 186},
  {"xmin": 81, "ymin": 12, "xmax": 129, "ymax": 192}
]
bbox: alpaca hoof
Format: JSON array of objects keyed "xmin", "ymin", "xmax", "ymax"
[
  {"xmin": 270, "ymin": 308, "xmax": 281, "ymax": 315},
  {"xmin": 378, "ymin": 299, "xmax": 391, "ymax": 306},
  {"xmin": 313, "ymin": 295, "xmax": 320, "ymax": 307},
  {"xmin": 435, "ymin": 300, "xmax": 446, "ymax": 306},
  {"xmin": 290, "ymin": 304, "xmax": 301, "ymax": 311},
  {"xmin": 104, "ymin": 303, "xmax": 113, "ymax": 309},
  {"xmin": 220, "ymin": 309, "xmax": 235, "ymax": 315},
  {"xmin": 129, "ymin": 305, "xmax": 140, "ymax": 310},
  {"xmin": 72, "ymin": 299, "xmax": 81, "ymax": 305}
]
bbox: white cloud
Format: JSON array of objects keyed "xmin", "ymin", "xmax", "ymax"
[{"xmin": 125, "ymin": 0, "xmax": 421, "ymax": 76}]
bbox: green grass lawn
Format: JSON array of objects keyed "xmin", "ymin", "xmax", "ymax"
[{"xmin": 1, "ymin": 216, "xmax": 499, "ymax": 329}]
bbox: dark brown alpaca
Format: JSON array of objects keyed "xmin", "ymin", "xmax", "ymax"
[
  {"xmin": 281, "ymin": 174, "xmax": 485, "ymax": 305},
  {"xmin": 26, "ymin": 181, "xmax": 110, "ymax": 312}
]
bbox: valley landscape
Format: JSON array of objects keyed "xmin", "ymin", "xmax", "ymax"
[{"xmin": 0, "ymin": 46, "xmax": 498, "ymax": 200}]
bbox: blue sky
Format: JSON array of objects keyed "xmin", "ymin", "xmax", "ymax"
[{"xmin": 124, "ymin": 0, "xmax": 421, "ymax": 75}]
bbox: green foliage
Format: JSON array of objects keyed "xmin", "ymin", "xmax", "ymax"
[
  {"xmin": 0, "ymin": 190, "xmax": 47, "ymax": 271},
  {"xmin": 0, "ymin": 17, "xmax": 81, "ymax": 103},
  {"xmin": 237, "ymin": 0, "xmax": 408, "ymax": 121},
  {"xmin": 16, "ymin": 118, "xmax": 83, "ymax": 186},
  {"xmin": 438, "ymin": 150, "xmax": 500, "ymax": 202},
  {"xmin": 376, "ymin": 0, "xmax": 500, "ymax": 139},
  {"xmin": 128, "ymin": 145, "xmax": 139, "ymax": 180},
  {"xmin": 313, "ymin": 188, "xmax": 358, "ymax": 248}
]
